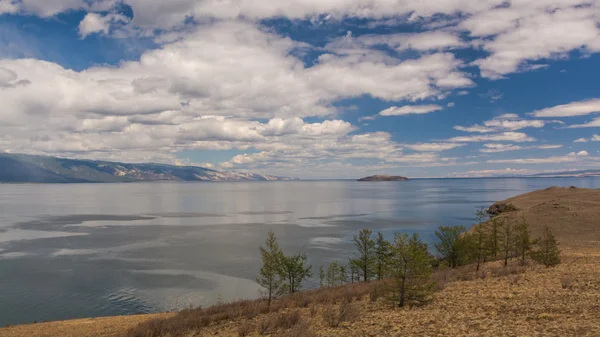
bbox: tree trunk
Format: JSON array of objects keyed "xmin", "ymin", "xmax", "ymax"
[
  {"xmin": 268, "ymin": 284, "xmax": 272, "ymax": 307},
  {"xmin": 504, "ymin": 234, "xmax": 509, "ymax": 267},
  {"xmin": 399, "ymin": 277, "xmax": 405, "ymax": 307},
  {"xmin": 545, "ymin": 240, "xmax": 550, "ymax": 268},
  {"xmin": 476, "ymin": 235, "xmax": 482, "ymax": 271}
]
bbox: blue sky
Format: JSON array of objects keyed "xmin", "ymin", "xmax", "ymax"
[{"xmin": 1, "ymin": 1, "xmax": 600, "ymax": 179}]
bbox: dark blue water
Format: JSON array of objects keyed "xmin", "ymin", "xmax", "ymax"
[{"xmin": 1, "ymin": 178, "xmax": 599, "ymax": 326}]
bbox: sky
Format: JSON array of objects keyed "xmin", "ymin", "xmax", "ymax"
[{"xmin": 1, "ymin": 1, "xmax": 600, "ymax": 179}]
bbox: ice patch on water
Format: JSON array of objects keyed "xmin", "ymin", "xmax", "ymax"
[
  {"xmin": 0, "ymin": 252, "xmax": 34, "ymax": 259},
  {"xmin": 51, "ymin": 240, "xmax": 169, "ymax": 257},
  {"xmin": 309, "ymin": 237, "xmax": 346, "ymax": 251},
  {"xmin": 310, "ymin": 237, "xmax": 344, "ymax": 245},
  {"xmin": 51, "ymin": 248, "xmax": 100, "ymax": 256},
  {"xmin": 0, "ymin": 229, "xmax": 87, "ymax": 244},
  {"xmin": 295, "ymin": 220, "xmax": 337, "ymax": 228}
]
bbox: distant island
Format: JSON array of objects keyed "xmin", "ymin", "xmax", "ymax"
[
  {"xmin": 357, "ymin": 175, "xmax": 409, "ymax": 181},
  {"xmin": 0, "ymin": 153, "xmax": 298, "ymax": 183}
]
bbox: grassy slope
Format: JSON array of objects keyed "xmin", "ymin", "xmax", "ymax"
[
  {"xmin": 487, "ymin": 186, "xmax": 600, "ymax": 247},
  {"xmin": 2, "ymin": 187, "xmax": 600, "ymax": 337}
]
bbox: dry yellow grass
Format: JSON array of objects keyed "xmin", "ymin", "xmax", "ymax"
[
  {"xmin": 488, "ymin": 186, "xmax": 600, "ymax": 247},
  {"xmin": 193, "ymin": 253, "xmax": 600, "ymax": 337},
  {"xmin": 2, "ymin": 187, "xmax": 600, "ymax": 337},
  {"xmin": 0, "ymin": 314, "xmax": 174, "ymax": 337}
]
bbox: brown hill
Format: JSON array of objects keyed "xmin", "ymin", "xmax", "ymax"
[{"xmin": 485, "ymin": 186, "xmax": 600, "ymax": 248}]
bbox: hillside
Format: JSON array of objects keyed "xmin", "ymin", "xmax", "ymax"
[
  {"xmin": 485, "ymin": 186, "xmax": 600, "ymax": 247},
  {"xmin": 2, "ymin": 187, "xmax": 600, "ymax": 337},
  {"xmin": 533, "ymin": 170, "xmax": 600, "ymax": 178},
  {"xmin": 0, "ymin": 153, "xmax": 297, "ymax": 183}
]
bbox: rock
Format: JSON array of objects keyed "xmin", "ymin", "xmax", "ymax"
[{"xmin": 487, "ymin": 202, "xmax": 518, "ymax": 216}]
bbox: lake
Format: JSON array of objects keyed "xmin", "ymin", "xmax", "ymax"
[{"xmin": 1, "ymin": 177, "xmax": 599, "ymax": 326}]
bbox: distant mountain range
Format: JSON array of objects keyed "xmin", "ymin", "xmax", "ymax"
[
  {"xmin": 357, "ymin": 175, "xmax": 409, "ymax": 181},
  {"xmin": 0, "ymin": 153, "xmax": 297, "ymax": 183},
  {"xmin": 532, "ymin": 170, "xmax": 600, "ymax": 178}
]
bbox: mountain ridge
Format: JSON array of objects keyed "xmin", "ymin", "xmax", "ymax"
[
  {"xmin": 357, "ymin": 175, "xmax": 409, "ymax": 181},
  {"xmin": 0, "ymin": 153, "xmax": 297, "ymax": 183}
]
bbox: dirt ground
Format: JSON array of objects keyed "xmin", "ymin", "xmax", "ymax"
[{"xmin": 2, "ymin": 186, "xmax": 599, "ymax": 337}]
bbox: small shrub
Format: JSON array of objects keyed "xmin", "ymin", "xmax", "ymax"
[
  {"xmin": 245, "ymin": 307, "xmax": 258, "ymax": 320},
  {"xmin": 296, "ymin": 294, "xmax": 310, "ymax": 308},
  {"xmin": 488, "ymin": 202, "xmax": 518, "ymax": 216},
  {"xmin": 432, "ymin": 271, "xmax": 451, "ymax": 290},
  {"xmin": 258, "ymin": 302, "xmax": 270, "ymax": 315},
  {"xmin": 315, "ymin": 291, "xmax": 332, "ymax": 304},
  {"xmin": 322, "ymin": 299, "xmax": 359, "ymax": 328},
  {"xmin": 322, "ymin": 304, "xmax": 339, "ymax": 328},
  {"xmin": 491, "ymin": 264, "xmax": 525, "ymax": 278},
  {"xmin": 518, "ymin": 259, "xmax": 531, "ymax": 267},
  {"xmin": 338, "ymin": 299, "xmax": 359, "ymax": 323},
  {"xmin": 274, "ymin": 310, "xmax": 302, "ymax": 330},
  {"xmin": 200, "ymin": 315, "xmax": 211, "ymax": 327},
  {"xmin": 269, "ymin": 302, "xmax": 283, "ymax": 313},
  {"xmin": 257, "ymin": 318, "xmax": 270, "ymax": 335},
  {"xmin": 432, "ymin": 266, "xmax": 475, "ymax": 289},
  {"xmin": 290, "ymin": 319, "xmax": 315, "ymax": 337},
  {"xmin": 370, "ymin": 284, "xmax": 385, "ymax": 302},
  {"xmin": 561, "ymin": 276, "xmax": 574, "ymax": 289},
  {"xmin": 309, "ymin": 304, "xmax": 318, "ymax": 317},
  {"xmin": 342, "ymin": 290, "xmax": 354, "ymax": 303},
  {"xmin": 237, "ymin": 321, "xmax": 253, "ymax": 337},
  {"xmin": 508, "ymin": 274, "xmax": 521, "ymax": 286}
]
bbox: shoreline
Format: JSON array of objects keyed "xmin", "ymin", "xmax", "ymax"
[{"xmin": 2, "ymin": 186, "xmax": 600, "ymax": 336}]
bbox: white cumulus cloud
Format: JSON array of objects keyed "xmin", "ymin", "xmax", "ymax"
[
  {"xmin": 530, "ymin": 99, "xmax": 600, "ymax": 118},
  {"xmin": 447, "ymin": 132, "xmax": 536, "ymax": 143},
  {"xmin": 379, "ymin": 105, "xmax": 444, "ymax": 116}
]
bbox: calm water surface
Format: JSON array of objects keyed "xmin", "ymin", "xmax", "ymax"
[{"xmin": 1, "ymin": 178, "xmax": 599, "ymax": 326}]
